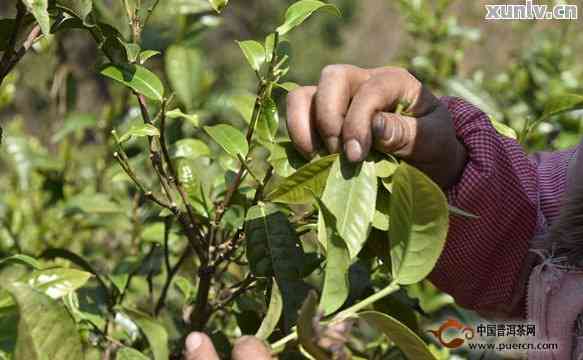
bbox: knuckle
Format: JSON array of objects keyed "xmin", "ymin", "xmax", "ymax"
[{"xmin": 320, "ymin": 64, "xmax": 349, "ymax": 79}]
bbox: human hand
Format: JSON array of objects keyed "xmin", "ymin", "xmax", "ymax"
[
  {"xmin": 286, "ymin": 65, "xmax": 466, "ymax": 189},
  {"xmin": 184, "ymin": 332, "xmax": 273, "ymax": 360}
]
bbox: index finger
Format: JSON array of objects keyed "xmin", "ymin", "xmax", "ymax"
[{"xmin": 342, "ymin": 68, "xmax": 439, "ymax": 162}]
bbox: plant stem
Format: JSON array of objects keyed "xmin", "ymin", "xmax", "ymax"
[{"xmin": 270, "ymin": 281, "xmax": 400, "ymax": 353}]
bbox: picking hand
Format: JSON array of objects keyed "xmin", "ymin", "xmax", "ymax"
[{"xmin": 286, "ymin": 65, "xmax": 466, "ymax": 188}]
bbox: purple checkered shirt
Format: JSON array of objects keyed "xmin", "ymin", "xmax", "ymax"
[{"xmin": 429, "ymin": 97, "xmax": 578, "ymax": 318}]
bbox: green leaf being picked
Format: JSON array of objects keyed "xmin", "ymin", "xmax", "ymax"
[
  {"xmin": 321, "ymin": 156, "xmax": 377, "ymax": 259},
  {"xmin": 389, "ymin": 163, "xmax": 448, "ymax": 285}
]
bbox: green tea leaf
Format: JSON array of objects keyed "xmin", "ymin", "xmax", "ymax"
[
  {"xmin": 236, "ymin": 40, "xmax": 266, "ymax": 72},
  {"xmin": 372, "ymin": 186, "xmax": 391, "ymax": 231},
  {"xmin": 266, "ymin": 154, "xmax": 337, "ymax": 204},
  {"xmin": 40, "ymin": 248, "xmax": 110, "ymax": 297},
  {"xmin": 540, "ymin": 93, "xmax": 583, "ymax": 121},
  {"xmin": 245, "ymin": 203, "xmax": 305, "ymax": 279},
  {"xmin": 100, "ymin": 64, "xmax": 164, "ymax": 102},
  {"xmin": 245, "ymin": 202, "xmax": 311, "ymax": 329},
  {"xmin": 171, "ymin": 139, "xmax": 210, "ymax": 159},
  {"xmin": 203, "ymin": 124, "xmax": 248, "ymax": 158},
  {"xmin": 165, "ymin": 46, "xmax": 205, "ymax": 111},
  {"xmin": 116, "ymin": 347, "xmax": 150, "ymax": 360},
  {"xmin": 208, "ymin": 0, "xmax": 228, "ymax": 13},
  {"xmin": 255, "ymin": 279, "xmax": 283, "ymax": 340},
  {"xmin": 390, "ymin": 163, "xmax": 448, "ymax": 285},
  {"xmin": 276, "ymin": 0, "xmax": 341, "ymax": 35},
  {"xmin": 257, "ymin": 97, "xmax": 279, "ymax": 143},
  {"xmin": 374, "ymin": 158, "xmax": 399, "ymax": 178},
  {"xmin": 56, "ymin": 0, "xmax": 93, "ymax": 23},
  {"xmin": 0, "ymin": 255, "xmax": 40, "ymax": 270},
  {"xmin": 165, "ymin": 108, "xmax": 200, "ymax": 127},
  {"xmin": 6, "ymin": 283, "xmax": 84, "ymax": 360},
  {"xmin": 125, "ymin": 309, "xmax": 169, "ymax": 360},
  {"xmin": 119, "ymin": 124, "xmax": 160, "ymax": 142},
  {"xmin": 490, "ymin": 117, "xmax": 517, "ymax": 139},
  {"xmin": 277, "ymin": 82, "xmax": 300, "ymax": 92},
  {"xmin": 315, "ymin": 198, "xmax": 350, "ymax": 316},
  {"xmin": 266, "ymin": 141, "xmax": 307, "ymax": 178},
  {"xmin": 139, "ymin": 50, "xmax": 161, "ymax": 64},
  {"xmin": 264, "ymin": 33, "xmax": 276, "ymax": 64},
  {"xmin": 321, "ymin": 156, "xmax": 377, "ymax": 259},
  {"xmin": 22, "ymin": 0, "xmax": 50, "ymax": 35},
  {"xmin": 24, "ymin": 268, "xmax": 93, "ymax": 299},
  {"xmin": 359, "ymin": 311, "xmax": 435, "ymax": 360}
]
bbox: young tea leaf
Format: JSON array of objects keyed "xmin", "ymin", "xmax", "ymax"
[
  {"xmin": 315, "ymin": 198, "xmax": 350, "ymax": 316},
  {"xmin": 208, "ymin": 0, "xmax": 228, "ymax": 13},
  {"xmin": 255, "ymin": 279, "xmax": 283, "ymax": 340},
  {"xmin": 139, "ymin": 50, "xmax": 161, "ymax": 64},
  {"xmin": 119, "ymin": 124, "xmax": 160, "ymax": 143},
  {"xmin": 236, "ymin": 40, "xmax": 266, "ymax": 72},
  {"xmin": 100, "ymin": 64, "xmax": 165, "ymax": 102},
  {"xmin": 359, "ymin": 311, "xmax": 436, "ymax": 360},
  {"xmin": 321, "ymin": 156, "xmax": 377, "ymax": 259},
  {"xmin": 277, "ymin": 82, "xmax": 300, "ymax": 92},
  {"xmin": 256, "ymin": 97, "xmax": 279, "ymax": 143},
  {"xmin": 166, "ymin": 108, "xmax": 200, "ymax": 127},
  {"xmin": 203, "ymin": 124, "xmax": 248, "ymax": 158},
  {"xmin": 6, "ymin": 283, "xmax": 84, "ymax": 359},
  {"xmin": 266, "ymin": 154, "xmax": 337, "ymax": 204},
  {"xmin": 390, "ymin": 163, "xmax": 448, "ymax": 285},
  {"xmin": 276, "ymin": 0, "xmax": 341, "ymax": 35},
  {"xmin": 489, "ymin": 117, "xmax": 517, "ymax": 139}
]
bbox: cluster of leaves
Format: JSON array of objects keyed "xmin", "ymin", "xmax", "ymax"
[
  {"xmin": 3, "ymin": 0, "xmax": 581, "ymax": 359},
  {"xmin": 0, "ymin": 0, "xmax": 462, "ymax": 359}
]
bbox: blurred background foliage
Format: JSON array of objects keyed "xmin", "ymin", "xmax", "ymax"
[{"xmin": 0, "ymin": 0, "xmax": 582, "ymax": 359}]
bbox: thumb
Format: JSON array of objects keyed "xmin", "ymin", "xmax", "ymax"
[
  {"xmin": 184, "ymin": 332, "xmax": 220, "ymax": 360},
  {"xmin": 371, "ymin": 111, "xmax": 418, "ymax": 158}
]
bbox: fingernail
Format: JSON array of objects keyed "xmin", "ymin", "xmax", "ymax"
[
  {"xmin": 325, "ymin": 136, "xmax": 340, "ymax": 153},
  {"xmin": 186, "ymin": 333, "xmax": 203, "ymax": 352},
  {"xmin": 372, "ymin": 114, "xmax": 386, "ymax": 138},
  {"xmin": 344, "ymin": 139, "xmax": 363, "ymax": 162}
]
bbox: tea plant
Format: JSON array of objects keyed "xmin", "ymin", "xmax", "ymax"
[{"xmin": 4, "ymin": 1, "xmax": 581, "ymax": 359}]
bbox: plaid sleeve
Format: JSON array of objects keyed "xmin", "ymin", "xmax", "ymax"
[{"xmin": 428, "ymin": 97, "xmax": 541, "ymax": 316}]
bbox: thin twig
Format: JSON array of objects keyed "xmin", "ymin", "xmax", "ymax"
[{"xmin": 0, "ymin": 24, "xmax": 42, "ymax": 85}]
